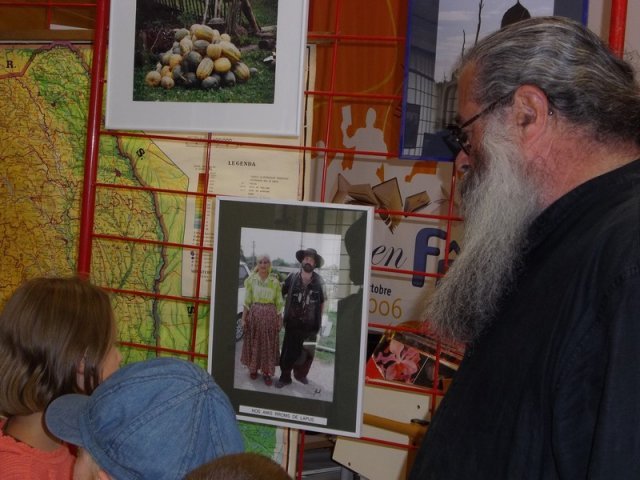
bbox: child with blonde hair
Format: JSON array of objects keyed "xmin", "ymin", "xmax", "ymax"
[{"xmin": 0, "ymin": 276, "xmax": 121, "ymax": 479}]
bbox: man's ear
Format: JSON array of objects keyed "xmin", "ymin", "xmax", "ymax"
[{"xmin": 512, "ymin": 84, "xmax": 552, "ymax": 146}]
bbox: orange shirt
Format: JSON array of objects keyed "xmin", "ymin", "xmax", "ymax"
[{"xmin": 0, "ymin": 419, "xmax": 75, "ymax": 479}]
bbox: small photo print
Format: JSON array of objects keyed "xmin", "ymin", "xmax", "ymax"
[
  {"xmin": 367, "ymin": 331, "xmax": 461, "ymax": 391},
  {"xmin": 372, "ymin": 337, "xmax": 425, "ymax": 384}
]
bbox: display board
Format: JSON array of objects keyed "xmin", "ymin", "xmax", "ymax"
[{"xmin": 2, "ymin": 0, "xmax": 632, "ymax": 477}]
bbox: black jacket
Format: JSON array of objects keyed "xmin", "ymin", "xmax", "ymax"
[{"xmin": 411, "ymin": 159, "xmax": 640, "ymax": 479}]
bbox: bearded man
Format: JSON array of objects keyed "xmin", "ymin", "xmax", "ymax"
[
  {"xmin": 276, "ymin": 248, "xmax": 326, "ymax": 388},
  {"xmin": 410, "ymin": 17, "xmax": 640, "ymax": 479}
]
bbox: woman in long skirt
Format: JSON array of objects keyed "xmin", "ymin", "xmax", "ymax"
[{"xmin": 240, "ymin": 254, "xmax": 284, "ymax": 386}]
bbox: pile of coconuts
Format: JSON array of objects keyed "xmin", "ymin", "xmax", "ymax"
[{"xmin": 144, "ymin": 23, "xmax": 258, "ymax": 90}]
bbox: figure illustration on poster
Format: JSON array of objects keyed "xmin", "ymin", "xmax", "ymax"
[{"xmin": 342, "ymin": 106, "xmax": 388, "ymax": 159}]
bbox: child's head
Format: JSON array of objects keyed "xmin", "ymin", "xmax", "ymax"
[
  {"xmin": 185, "ymin": 452, "xmax": 291, "ymax": 480},
  {"xmin": 0, "ymin": 276, "xmax": 120, "ymax": 417},
  {"xmin": 46, "ymin": 358, "xmax": 244, "ymax": 480}
]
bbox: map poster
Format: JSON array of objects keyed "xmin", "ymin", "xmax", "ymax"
[
  {"xmin": 210, "ymin": 197, "xmax": 373, "ymax": 437},
  {"xmin": 0, "ymin": 41, "xmax": 309, "ymax": 470}
]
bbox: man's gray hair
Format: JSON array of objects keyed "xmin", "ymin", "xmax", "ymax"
[{"xmin": 459, "ymin": 16, "xmax": 640, "ymax": 146}]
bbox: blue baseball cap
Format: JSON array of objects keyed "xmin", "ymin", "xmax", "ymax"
[{"xmin": 45, "ymin": 357, "xmax": 244, "ymax": 479}]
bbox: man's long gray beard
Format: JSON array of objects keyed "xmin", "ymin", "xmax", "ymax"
[{"xmin": 426, "ymin": 118, "xmax": 544, "ymax": 343}]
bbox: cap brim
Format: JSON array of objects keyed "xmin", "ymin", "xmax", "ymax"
[{"xmin": 45, "ymin": 393, "xmax": 90, "ymax": 447}]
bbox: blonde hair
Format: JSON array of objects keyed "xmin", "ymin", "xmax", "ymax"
[
  {"xmin": 0, "ymin": 276, "xmax": 116, "ymax": 415},
  {"xmin": 253, "ymin": 254, "xmax": 271, "ymax": 274}
]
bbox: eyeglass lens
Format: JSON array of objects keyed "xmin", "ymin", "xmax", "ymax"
[{"xmin": 444, "ymin": 91, "xmax": 514, "ymax": 157}]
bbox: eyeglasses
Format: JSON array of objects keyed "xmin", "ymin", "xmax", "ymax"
[{"xmin": 445, "ymin": 92, "xmax": 514, "ymax": 156}]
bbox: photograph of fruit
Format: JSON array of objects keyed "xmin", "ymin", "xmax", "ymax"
[
  {"xmin": 134, "ymin": 0, "xmax": 277, "ymax": 103},
  {"xmin": 106, "ymin": 0, "xmax": 309, "ymax": 135}
]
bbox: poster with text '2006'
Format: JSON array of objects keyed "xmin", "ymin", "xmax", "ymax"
[{"xmin": 312, "ymin": 116, "xmax": 461, "ymax": 330}]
